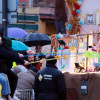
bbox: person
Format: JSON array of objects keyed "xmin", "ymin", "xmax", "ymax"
[
  {"xmin": 34, "ymin": 55, "xmax": 66, "ymax": 100},
  {"xmin": 35, "ymin": 45, "xmax": 42, "ymax": 54},
  {"xmin": 12, "ymin": 65, "xmax": 28, "ymax": 73},
  {"xmin": 0, "ymin": 73, "xmax": 12, "ymax": 100},
  {"xmin": 54, "ymin": 0, "xmax": 68, "ymax": 34},
  {"xmin": 0, "ymin": 33, "xmax": 29, "ymax": 97},
  {"xmin": 12, "ymin": 49, "xmax": 36, "ymax": 71},
  {"xmin": 35, "ymin": 45, "xmax": 45, "ymax": 70},
  {"xmin": 23, "ymin": 50, "xmax": 36, "ymax": 69},
  {"xmin": 16, "ymin": 66, "xmax": 38, "ymax": 90},
  {"xmin": 11, "ymin": 66, "xmax": 22, "ymax": 75}
]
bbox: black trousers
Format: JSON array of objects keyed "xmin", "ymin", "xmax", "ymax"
[
  {"xmin": 3, "ymin": 69, "xmax": 18, "ymax": 97},
  {"xmin": 55, "ymin": 20, "xmax": 66, "ymax": 34}
]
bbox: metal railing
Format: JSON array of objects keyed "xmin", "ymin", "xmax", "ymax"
[{"xmin": 16, "ymin": 89, "xmax": 34, "ymax": 100}]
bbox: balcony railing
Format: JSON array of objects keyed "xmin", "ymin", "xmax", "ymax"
[{"xmin": 18, "ymin": 0, "xmax": 55, "ymax": 7}]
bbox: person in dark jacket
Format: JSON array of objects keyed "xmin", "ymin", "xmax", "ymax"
[
  {"xmin": 54, "ymin": 0, "xmax": 68, "ymax": 34},
  {"xmin": 34, "ymin": 56, "xmax": 66, "ymax": 100},
  {"xmin": 0, "ymin": 32, "xmax": 29, "ymax": 97}
]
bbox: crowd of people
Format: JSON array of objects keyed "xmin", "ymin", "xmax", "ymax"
[
  {"xmin": 0, "ymin": 0, "xmax": 68, "ymax": 99},
  {"xmin": 0, "ymin": 25, "xmax": 66, "ymax": 100}
]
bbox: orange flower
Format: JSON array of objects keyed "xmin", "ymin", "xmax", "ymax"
[
  {"xmin": 50, "ymin": 35, "xmax": 55, "ymax": 39},
  {"xmin": 62, "ymin": 55, "xmax": 66, "ymax": 60},
  {"xmin": 74, "ymin": 0, "xmax": 77, "ymax": 3},
  {"xmin": 69, "ymin": 46, "xmax": 75, "ymax": 51},
  {"xmin": 54, "ymin": 55, "xmax": 61, "ymax": 60}
]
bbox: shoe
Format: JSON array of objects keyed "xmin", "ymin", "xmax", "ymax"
[
  {"xmin": 0, "ymin": 98, "xmax": 5, "ymax": 100},
  {"xmin": 62, "ymin": 34, "xmax": 68, "ymax": 37},
  {"xmin": 13, "ymin": 95, "xmax": 20, "ymax": 100},
  {"xmin": 58, "ymin": 32, "xmax": 61, "ymax": 34},
  {"xmin": 14, "ymin": 90, "xmax": 21, "ymax": 95},
  {"xmin": 1, "ymin": 96, "xmax": 7, "ymax": 100},
  {"xmin": 58, "ymin": 34, "xmax": 63, "ymax": 38}
]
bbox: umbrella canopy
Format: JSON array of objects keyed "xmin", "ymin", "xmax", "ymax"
[
  {"xmin": 7, "ymin": 28, "xmax": 28, "ymax": 39},
  {"xmin": 21, "ymin": 33, "xmax": 51, "ymax": 46},
  {"xmin": 12, "ymin": 40, "xmax": 29, "ymax": 51}
]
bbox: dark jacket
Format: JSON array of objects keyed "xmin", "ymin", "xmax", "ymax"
[
  {"xmin": 1, "ymin": 36, "xmax": 25, "ymax": 69},
  {"xmin": 0, "ymin": 45, "xmax": 25, "ymax": 72},
  {"xmin": 34, "ymin": 64, "xmax": 66, "ymax": 100},
  {"xmin": 54, "ymin": 0, "xmax": 67, "ymax": 22}
]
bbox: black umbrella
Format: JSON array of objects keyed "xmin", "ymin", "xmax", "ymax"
[{"xmin": 21, "ymin": 33, "xmax": 51, "ymax": 46}]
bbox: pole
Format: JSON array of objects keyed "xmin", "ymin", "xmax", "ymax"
[
  {"xmin": 86, "ymin": 35, "xmax": 89, "ymax": 72},
  {"xmin": 76, "ymin": 36, "xmax": 79, "ymax": 63},
  {"xmin": 22, "ymin": 3, "xmax": 25, "ymax": 29},
  {"xmin": 2, "ymin": 0, "xmax": 8, "ymax": 37}
]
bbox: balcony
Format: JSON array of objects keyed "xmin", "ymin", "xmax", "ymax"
[{"xmin": 18, "ymin": 0, "xmax": 55, "ymax": 8}]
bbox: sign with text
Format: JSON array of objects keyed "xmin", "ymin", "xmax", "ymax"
[
  {"xmin": 0, "ymin": 12, "xmax": 17, "ymax": 24},
  {"xmin": 8, "ymin": 12, "xmax": 17, "ymax": 24}
]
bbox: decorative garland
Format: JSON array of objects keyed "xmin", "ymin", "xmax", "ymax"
[
  {"xmin": 50, "ymin": 35, "xmax": 57, "ymax": 53},
  {"xmin": 65, "ymin": 0, "xmax": 83, "ymax": 35},
  {"xmin": 50, "ymin": 34, "xmax": 64, "ymax": 53},
  {"xmin": 29, "ymin": 55, "xmax": 67, "ymax": 64},
  {"xmin": 84, "ymin": 51, "xmax": 100, "ymax": 58}
]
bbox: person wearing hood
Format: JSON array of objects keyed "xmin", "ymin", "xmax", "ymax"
[
  {"xmin": 34, "ymin": 56, "xmax": 66, "ymax": 100},
  {"xmin": 16, "ymin": 66, "xmax": 38, "ymax": 89}
]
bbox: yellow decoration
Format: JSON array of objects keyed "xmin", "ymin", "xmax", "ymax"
[
  {"xmin": 74, "ymin": 0, "xmax": 77, "ymax": 3},
  {"xmin": 12, "ymin": 62, "xmax": 17, "ymax": 68},
  {"xmin": 38, "ymin": 74, "xmax": 43, "ymax": 81},
  {"xmin": 69, "ymin": 46, "xmax": 75, "ymax": 51},
  {"xmin": 50, "ymin": 35, "xmax": 55, "ymax": 39},
  {"xmin": 96, "ymin": 8, "xmax": 99, "ymax": 12},
  {"xmin": 81, "ymin": 14, "xmax": 84, "ymax": 19},
  {"xmin": 54, "ymin": 55, "xmax": 61, "ymax": 60},
  {"xmin": 89, "ymin": 27, "xmax": 93, "ymax": 33},
  {"xmin": 96, "ymin": 8, "xmax": 100, "ymax": 25},
  {"xmin": 62, "ymin": 55, "xmax": 67, "ymax": 60},
  {"xmin": 0, "ymin": 84, "xmax": 2, "ymax": 97}
]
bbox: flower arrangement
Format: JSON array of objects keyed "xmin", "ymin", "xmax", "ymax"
[
  {"xmin": 63, "ymin": 46, "xmax": 69, "ymax": 49},
  {"xmin": 65, "ymin": 0, "xmax": 83, "ymax": 35}
]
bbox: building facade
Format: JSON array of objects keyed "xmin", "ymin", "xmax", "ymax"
[{"xmin": 18, "ymin": 0, "xmax": 57, "ymax": 35}]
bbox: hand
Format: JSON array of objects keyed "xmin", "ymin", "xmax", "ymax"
[
  {"xmin": 40, "ymin": 59, "xmax": 45, "ymax": 63},
  {"xmin": 26, "ymin": 50, "xmax": 35, "ymax": 55},
  {"xmin": 35, "ymin": 56, "xmax": 40, "ymax": 60},
  {"xmin": 18, "ymin": 53, "xmax": 24, "ymax": 58},
  {"xmin": 24, "ymin": 60, "xmax": 30, "ymax": 65},
  {"xmin": 45, "ymin": 55, "xmax": 50, "ymax": 58}
]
